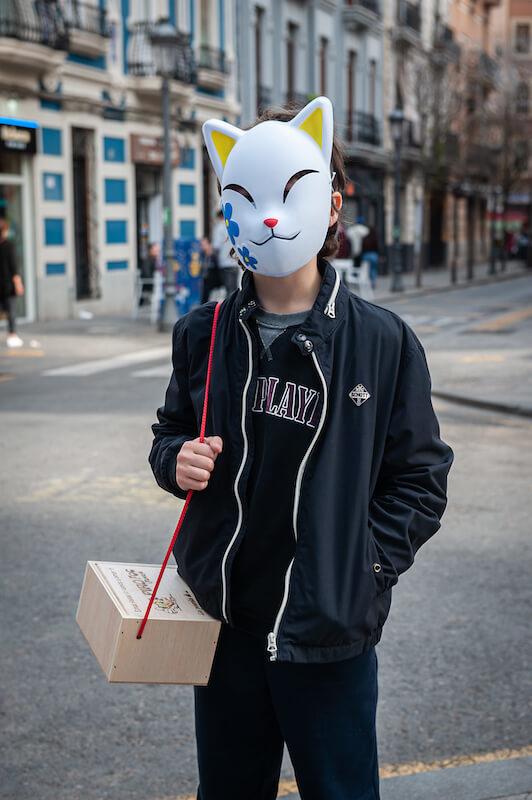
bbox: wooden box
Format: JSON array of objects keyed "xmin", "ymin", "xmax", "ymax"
[{"xmin": 76, "ymin": 561, "xmax": 221, "ymax": 685}]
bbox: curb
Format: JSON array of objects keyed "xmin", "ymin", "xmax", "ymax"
[
  {"xmin": 432, "ymin": 390, "xmax": 532, "ymax": 419},
  {"xmin": 374, "ymin": 267, "xmax": 530, "ymax": 305}
]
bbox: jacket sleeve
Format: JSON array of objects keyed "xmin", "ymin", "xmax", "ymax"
[
  {"xmin": 368, "ymin": 327, "xmax": 454, "ymax": 587},
  {"xmin": 148, "ymin": 315, "xmax": 199, "ymax": 500}
]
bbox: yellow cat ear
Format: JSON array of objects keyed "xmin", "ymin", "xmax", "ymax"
[
  {"xmin": 289, "ymin": 96, "xmax": 333, "ymax": 165},
  {"xmin": 202, "ymin": 120, "xmax": 243, "ymax": 181},
  {"xmin": 297, "ymin": 107, "xmax": 323, "ymax": 150}
]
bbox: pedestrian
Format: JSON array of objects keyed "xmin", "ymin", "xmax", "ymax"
[
  {"xmin": 346, "ymin": 214, "xmax": 369, "ymax": 268},
  {"xmin": 211, "ymin": 207, "xmax": 241, "ymax": 295},
  {"xmin": 149, "ymin": 96, "xmax": 454, "ymax": 800},
  {"xmin": 360, "ymin": 224, "xmax": 380, "ymax": 290},
  {"xmin": 199, "ymin": 236, "xmax": 222, "ymax": 304},
  {"xmin": 0, "ymin": 218, "xmax": 24, "ymax": 348},
  {"xmin": 138, "ymin": 241, "xmax": 159, "ymax": 306}
]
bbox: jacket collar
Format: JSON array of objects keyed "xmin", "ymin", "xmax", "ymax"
[{"xmin": 235, "ymin": 257, "xmax": 347, "ymax": 356}]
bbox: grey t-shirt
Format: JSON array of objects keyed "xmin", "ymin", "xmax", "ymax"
[{"xmin": 254, "ymin": 306, "xmax": 312, "ymax": 357}]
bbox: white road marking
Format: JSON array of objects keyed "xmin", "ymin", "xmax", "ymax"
[
  {"xmin": 131, "ymin": 365, "xmax": 172, "ymax": 378},
  {"xmin": 42, "ymin": 347, "xmax": 171, "ymax": 377}
]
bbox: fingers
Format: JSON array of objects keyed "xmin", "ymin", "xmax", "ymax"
[{"xmin": 176, "ymin": 435, "xmax": 224, "ymax": 492}]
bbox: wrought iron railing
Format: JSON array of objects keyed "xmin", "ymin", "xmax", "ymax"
[
  {"xmin": 63, "ymin": 1, "xmax": 110, "ymax": 37},
  {"xmin": 0, "ymin": 0, "xmax": 69, "ymax": 50},
  {"xmin": 127, "ymin": 22, "xmax": 197, "ymax": 84},
  {"xmin": 197, "ymin": 43, "xmax": 227, "ymax": 73},
  {"xmin": 345, "ymin": 111, "xmax": 381, "ymax": 147},
  {"xmin": 397, "ymin": 0, "xmax": 421, "ymax": 33},
  {"xmin": 344, "ymin": 0, "xmax": 380, "ymax": 15}
]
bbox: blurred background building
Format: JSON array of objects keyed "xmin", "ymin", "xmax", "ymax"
[{"xmin": 0, "ymin": 0, "xmax": 529, "ymax": 321}]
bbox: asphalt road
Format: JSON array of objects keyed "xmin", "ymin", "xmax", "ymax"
[{"xmin": 1, "ymin": 276, "xmax": 531, "ymax": 800}]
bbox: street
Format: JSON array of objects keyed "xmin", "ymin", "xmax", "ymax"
[{"xmin": 1, "ymin": 274, "xmax": 531, "ymax": 800}]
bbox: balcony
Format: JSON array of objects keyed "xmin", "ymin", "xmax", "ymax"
[
  {"xmin": 432, "ymin": 22, "xmax": 461, "ymax": 64},
  {"xmin": 63, "ymin": 1, "xmax": 110, "ymax": 58},
  {"xmin": 478, "ymin": 51, "xmax": 499, "ymax": 87},
  {"xmin": 197, "ymin": 44, "xmax": 228, "ymax": 91},
  {"xmin": 403, "ymin": 118, "xmax": 422, "ymax": 149},
  {"xmin": 127, "ymin": 22, "xmax": 196, "ymax": 97},
  {"xmin": 393, "ymin": 1, "xmax": 422, "ymax": 48},
  {"xmin": 342, "ymin": 0, "xmax": 381, "ymax": 32},
  {"xmin": 0, "ymin": 0, "xmax": 68, "ymax": 72},
  {"xmin": 345, "ymin": 111, "xmax": 381, "ymax": 147}
]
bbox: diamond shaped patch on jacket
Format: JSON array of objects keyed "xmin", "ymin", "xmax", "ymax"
[{"xmin": 349, "ymin": 383, "xmax": 371, "ymax": 406}]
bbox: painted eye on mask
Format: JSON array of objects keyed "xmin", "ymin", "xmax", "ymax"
[
  {"xmin": 223, "ymin": 183, "xmax": 255, "ymax": 207},
  {"xmin": 283, "ymin": 169, "xmax": 319, "ymax": 203}
]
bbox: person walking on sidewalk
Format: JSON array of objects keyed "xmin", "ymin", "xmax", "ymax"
[
  {"xmin": 0, "ymin": 219, "xmax": 24, "ymax": 348},
  {"xmin": 149, "ymin": 96, "xmax": 454, "ymax": 800}
]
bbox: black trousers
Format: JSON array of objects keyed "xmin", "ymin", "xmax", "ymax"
[
  {"xmin": 194, "ymin": 623, "xmax": 380, "ymax": 800},
  {"xmin": 0, "ymin": 296, "xmax": 16, "ymax": 334}
]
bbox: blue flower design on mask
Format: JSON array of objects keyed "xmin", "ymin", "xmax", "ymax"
[
  {"xmin": 237, "ymin": 245, "xmax": 258, "ymax": 270},
  {"xmin": 223, "ymin": 202, "xmax": 239, "ymax": 245}
]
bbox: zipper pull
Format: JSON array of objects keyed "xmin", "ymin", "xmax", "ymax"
[
  {"xmin": 267, "ymin": 632, "xmax": 278, "ymax": 661},
  {"xmin": 324, "ymin": 300, "xmax": 336, "ymax": 319}
]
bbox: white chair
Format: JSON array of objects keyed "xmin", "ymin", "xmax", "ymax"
[{"xmin": 332, "ymin": 258, "xmax": 374, "ymax": 301}]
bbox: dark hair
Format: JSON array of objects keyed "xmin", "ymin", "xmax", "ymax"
[{"xmin": 216, "ymin": 102, "xmax": 347, "ymax": 267}]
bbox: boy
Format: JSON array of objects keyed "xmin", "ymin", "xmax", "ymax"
[{"xmin": 149, "ymin": 97, "xmax": 454, "ymax": 800}]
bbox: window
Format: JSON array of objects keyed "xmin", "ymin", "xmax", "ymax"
[
  {"xmin": 319, "ymin": 37, "xmax": 328, "ymax": 96},
  {"xmin": 515, "ymin": 23, "xmax": 530, "ymax": 55},
  {"xmin": 346, "ymin": 50, "xmax": 357, "ymax": 141},
  {"xmin": 255, "ymin": 6, "xmax": 264, "ymax": 111},
  {"xmin": 517, "ymin": 82, "xmax": 529, "ymax": 115},
  {"xmin": 369, "ymin": 59, "xmax": 376, "ymax": 117},
  {"xmin": 286, "ymin": 22, "xmax": 298, "ymax": 100}
]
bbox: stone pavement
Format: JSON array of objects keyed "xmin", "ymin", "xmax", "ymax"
[{"xmin": 281, "ymin": 755, "xmax": 532, "ymax": 800}]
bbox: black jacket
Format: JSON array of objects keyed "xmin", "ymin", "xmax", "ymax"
[{"xmin": 149, "ymin": 257, "xmax": 454, "ymax": 664}]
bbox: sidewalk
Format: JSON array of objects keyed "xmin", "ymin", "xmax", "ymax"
[
  {"xmin": 372, "ymin": 258, "xmax": 529, "ymax": 304},
  {"xmin": 281, "ymin": 754, "xmax": 532, "ymax": 800}
]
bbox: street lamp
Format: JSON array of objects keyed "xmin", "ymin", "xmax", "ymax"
[
  {"xmin": 150, "ymin": 17, "xmax": 179, "ymax": 331},
  {"xmin": 389, "ymin": 107, "xmax": 405, "ymax": 292}
]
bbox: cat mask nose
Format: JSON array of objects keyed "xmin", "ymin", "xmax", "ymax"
[{"xmin": 263, "ymin": 218, "xmax": 278, "ymax": 228}]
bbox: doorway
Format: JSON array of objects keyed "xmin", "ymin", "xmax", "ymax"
[
  {"xmin": 135, "ymin": 166, "xmax": 162, "ymax": 278},
  {"xmin": 72, "ymin": 128, "xmax": 99, "ymax": 300}
]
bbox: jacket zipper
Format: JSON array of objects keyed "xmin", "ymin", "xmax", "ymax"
[
  {"xmin": 266, "ymin": 349, "xmax": 329, "ymax": 660},
  {"xmin": 324, "ymin": 266, "xmax": 340, "ymax": 318},
  {"xmin": 266, "ymin": 269, "xmax": 337, "ymax": 659},
  {"xmin": 220, "ymin": 317, "xmax": 255, "ymax": 624},
  {"xmin": 222, "ymin": 267, "xmax": 339, "ymax": 647}
]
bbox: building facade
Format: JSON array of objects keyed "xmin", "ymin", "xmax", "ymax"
[
  {"xmin": 0, "ymin": 0, "xmax": 238, "ymax": 321},
  {"xmin": 234, "ymin": 0, "xmax": 386, "ymax": 255}
]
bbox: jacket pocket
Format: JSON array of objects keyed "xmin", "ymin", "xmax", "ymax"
[{"xmin": 369, "ymin": 533, "xmax": 399, "ymax": 596}]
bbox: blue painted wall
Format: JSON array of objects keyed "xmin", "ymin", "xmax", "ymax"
[{"xmin": 42, "ymin": 128, "xmax": 62, "ymax": 156}]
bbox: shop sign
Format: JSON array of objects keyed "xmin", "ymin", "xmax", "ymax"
[
  {"xmin": 0, "ymin": 119, "xmax": 37, "ymax": 155},
  {"xmin": 130, "ymin": 133, "xmax": 179, "ymax": 166}
]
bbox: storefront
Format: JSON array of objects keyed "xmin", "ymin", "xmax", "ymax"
[
  {"xmin": 0, "ymin": 117, "xmax": 38, "ymax": 322},
  {"xmin": 130, "ymin": 133, "xmax": 179, "ymax": 279}
]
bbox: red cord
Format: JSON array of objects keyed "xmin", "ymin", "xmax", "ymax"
[{"xmin": 137, "ymin": 301, "xmax": 222, "ymax": 640}]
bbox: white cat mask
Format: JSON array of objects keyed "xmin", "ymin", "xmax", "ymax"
[{"xmin": 202, "ymin": 96, "xmax": 335, "ymax": 278}]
